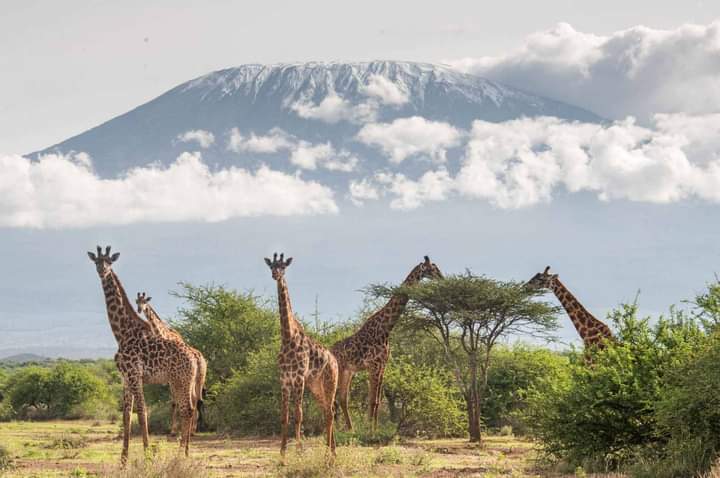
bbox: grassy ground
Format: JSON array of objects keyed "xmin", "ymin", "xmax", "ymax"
[{"xmin": 0, "ymin": 420, "xmax": 623, "ymax": 477}]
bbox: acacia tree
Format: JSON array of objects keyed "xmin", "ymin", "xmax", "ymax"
[{"xmin": 371, "ymin": 273, "xmax": 558, "ymax": 442}]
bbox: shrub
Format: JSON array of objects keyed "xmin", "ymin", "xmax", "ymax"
[
  {"xmin": 335, "ymin": 416, "xmax": 398, "ymax": 446},
  {"xmin": 383, "ymin": 357, "xmax": 465, "ymax": 438},
  {"xmin": 483, "ymin": 345, "xmax": 568, "ymax": 435},
  {"xmin": 522, "ymin": 304, "xmax": 703, "ymax": 470},
  {"xmin": 4, "ymin": 363, "xmax": 110, "ymax": 419},
  {"xmin": 45, "ymin": 434, "xmax": 88, "ymax": 449}
]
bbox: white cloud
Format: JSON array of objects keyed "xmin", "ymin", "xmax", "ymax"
[
  {"xmin": 227, "ymin": 127, "xmax": 358, "ymax": 172},
  {"xmin": 354, "ymin": 114, "xmax": 720, "ymax": 209},
  {"xmin": 357, "ymin": 116, "xmax": 462, "ymax": 163},
  {"xmin": 290, "ymin": 142, "xmax": 358, "ymax": 172},
  {"xmin": 363, "ymin": 74, "xmax": 409, "ymax": 105},
  {"xmin": 292, "ymin": 93, "xmax": 377, "ymax": 124},
  {"xmin": 176, "ymin": 129, "xmax": 215, "ymax": 148},
  {"xmin": 348, "ymin": 178, "xmax": 381, "ymax": 206},
  {"xmin": 227, "ymin": 127, "xmax": 295, "ymax": 153},
  {"xmin": 377, "ymin": 169, "xmax": 454, "ymax": 210},
  {"xmin": 448, "ymin": 20, "xmax": 720, "ymax": 121},
  {"xmin": 0, "ymin": 152, "xmax": 338, "ymax": 228}
]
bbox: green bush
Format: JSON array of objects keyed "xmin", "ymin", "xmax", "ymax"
[
  {"xmin": 335, "ymin": 417, "xmax": 398, "ymax": 446},
  {"xmin": 383, "ymin": 357, "xmax": 465, "ymax": 438},
  {"xmin": 483, "ymin": 345, "xmax": 568, "ymax": 435},
  {"xmin": 523, "ymin": 304, "xmax": 702, "ymax": 471},
  {"xmin": 171, "ymin": 283, "xmax": 280, "ymax": 385},
  {"xmin": 3, "ymin": 362, "xmax": 111, "ymax": 420}
]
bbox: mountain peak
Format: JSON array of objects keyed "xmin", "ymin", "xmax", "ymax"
[{"xmin": 34, "ymin": 60, "xmax": 603, "ymax": 177}]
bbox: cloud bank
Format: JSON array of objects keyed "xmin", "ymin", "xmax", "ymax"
[
  {"xmin": 353, "ymin": 114, "xmax": 720, "ymax": 209},
  {"xmin": 448, "ymin": 20, "xmax": 720, "ymax": 121},
  {"xmin": 0, "ymin": 152, "xmax": 338, "ymax": 228}
]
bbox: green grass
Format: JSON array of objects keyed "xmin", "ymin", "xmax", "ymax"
[{"xmin": 0, "ymin": 419, "xmax": 626, "ymax": 477}]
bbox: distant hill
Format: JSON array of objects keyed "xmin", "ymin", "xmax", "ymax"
[{"xmin": 0, "ymin": 353, "xmax": 50, "ymax": 364}]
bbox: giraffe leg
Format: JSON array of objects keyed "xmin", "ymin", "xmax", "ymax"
[
  {"xmin": 130, "ymin": 380, "xmax": 149, "ymax": 451},
  {"xmin": 280, "ymin": 384, "xmax": 290, "ymax": 462},
  {"xmin": 373, "ymin": 366, "xmax": 386, "ymax": 429},
  {"xmin": 368, "ymin": 365, "xmax": 385, "ymax": 430},
  {"xmin": 170, "ymin": 401, "xmax": 178, "ymax": 436},
  {"xmin": 121, "ymin": 385, "xmax": 134, "ymax": 466},
  {"xmin": 173, "ymin": 385, "xmax": 195, "ymax": 457},
  {"xmin": 337, "ymin": 369, "xmax": 354, "ymax": 430},
  {"xmin": 324, "ymin": 367, "xmax": 338, "ymax": 457},
  {"xmin": 292, "ymin": 380, "xmax": 305, "ymax": 452}
]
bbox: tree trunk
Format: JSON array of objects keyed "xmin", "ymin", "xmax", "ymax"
[{"xmin": 467, "ymin": 393, "xmax": 482, "ymax": 442}]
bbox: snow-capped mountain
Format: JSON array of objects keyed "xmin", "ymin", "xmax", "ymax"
[{"xmin": 33, "ymin": 61, "xmax": 602, "ymax": 178}]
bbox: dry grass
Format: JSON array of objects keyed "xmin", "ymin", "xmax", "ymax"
[{"xmin": 0, "ymin": 420, "xmax": 629, "ymax": 477}]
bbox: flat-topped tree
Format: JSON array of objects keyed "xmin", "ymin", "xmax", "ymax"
[
  {"xmin": 264, "ymin": 253, "xmax": 338, "ymax": 459},
  {"xmin": 332, "ymin": 256, "xmax": 443, "ymax": 430},
  {"xmin": 372, "ymin": 272, "xmax": 559, "ymax": 443},
  {"xmin": 87, "ymin": 246, "xmax": 198, "ymax": 464},
  {"xmin": 526, "ymin": 266, "xmax": 614, "ymax": 349},
  {"xmin": 136, "ymin": 292, "xmax": 207, "ymax": 435}
]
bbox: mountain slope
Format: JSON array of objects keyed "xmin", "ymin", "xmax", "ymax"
[{"xmin": 33, "ymin": 61, "xmax": 603, "ymax": 178}]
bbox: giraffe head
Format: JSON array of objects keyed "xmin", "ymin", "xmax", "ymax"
[
  {"xmin": 416, "ymin": 256, "xmax": 444, "ymax": 280},
  {"xmin": 87, "ymin": 245, "xmax": 120, "ymax": 277},
  {"xmin": 264, "ymin": 252, "xmax": 293, "ymax": 281},
  {"xmin": 526, "ymin": 266, "xmax": 558, "ymax": 290},
  {"xmin": 136, "ymin": 292, "xmax": 152, "ymax": 315}
]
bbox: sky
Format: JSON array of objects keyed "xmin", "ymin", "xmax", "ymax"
[
  {"xmin": 1, "ymin": 0, "xmax": 718, "ymax": 154},
  {"xmin": 1, "ymin": 2, "xmax": 720, "ymax": 358}
]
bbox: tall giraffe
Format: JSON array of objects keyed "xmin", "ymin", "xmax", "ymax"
[
  {"xmin": 136, "ymin": 292, "xmax": 207, "ymax": 435},
  {"xmin": 527, "ymin": 266, "xmax": 614, "ymax": 349},
  {"xmin": 264, "ymin": 253, "xmax": 338, "ymax": 459},
  {"xmin": 87, "ymin": 246, "xmax": 198, "ymax": 464},
  {"xmin": 331, "ymin": 256, "xmax": 443, "ymax": 430}
]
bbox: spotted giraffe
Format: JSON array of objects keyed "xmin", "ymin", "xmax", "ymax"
[
  {"xmin": 87, "ymin": 246, "xmax": 198, "ymax": 464},
  {"xmin": 331, "ymin": 256, "xmax": 443, "ymax": 430},
  {"xmin": 527, "ymin": 266, "xmax": 614, "ymax": 349},
  {"xmin": 136, "ymin": 292, "xmax": 207, "ymax": 435},
  {"xmin": 264, "ymin": 253, "xmax": 338, "ymax": 459}
]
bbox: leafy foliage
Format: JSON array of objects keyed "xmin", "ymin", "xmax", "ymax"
[
  {"xmin": 523, "ymin": 304, "xmax": 703, "ymax": 470},
  {"xmin": 171, "ymin": 283, "xmax": 279, "ymax": 385}
]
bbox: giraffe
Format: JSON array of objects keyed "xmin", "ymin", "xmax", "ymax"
[
  {"xmin": 331, "ymin": 256, "xmax": 443, "ymax": 430},
  {"xmin": 526, "ymin": 266, "xmax": 614, "ymax": 349},
  {"xmin": 136, "ymin": 292, "xmax": 207, "ymax": 435},
  {"xmin": 264, "ymin": 253, "xmax": 338, "ymax": 459},
  {"xmin": 87, "ymin": 246, "xmax": 198, "ymax": 464}
]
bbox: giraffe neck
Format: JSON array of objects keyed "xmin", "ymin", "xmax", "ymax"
[
  {"xmin": 276, "ymin": 276, "xmax": 299, "ymax": 342},
  {"xmin": 550, "ymin": 278, "xmax": 600, "ymax": 342},
  {"xmin": 100, "ymin": 270, "xmax": 146, "ymax": 343},
  {"xmin": 379, "ymin": 264, "xmax": 424, "ymax": 332},
  {"xmin": 144, "ymin": 304, "xmax": 168, "ymax": 335}
]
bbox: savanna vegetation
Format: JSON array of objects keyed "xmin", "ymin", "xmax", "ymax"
[{"xmin": 2, "ymin": 274, "xmax": 720, "ymax": 477}]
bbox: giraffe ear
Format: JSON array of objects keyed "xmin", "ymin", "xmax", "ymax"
[
  {"xmin": 264, "ymin": 258, "xmax": 272, "ymax": 267},
  {"xmin": 285, "ymin": 257, "xmax": 293, "ymax": 266},
  {"xmin": 147, "ymin": 296, "xmax": 152, "ymax": 302},
  {"xmin": 87, "ymin": 252, "xmax": 97, "ymax": 261},
  {"xmin": 110, "ymin": 253, "xmax": 120, "ymax": 262}
]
